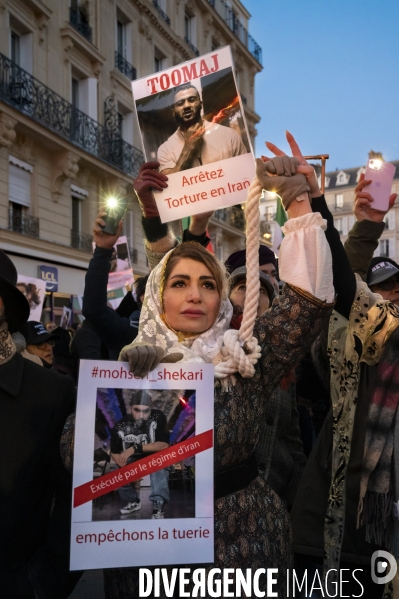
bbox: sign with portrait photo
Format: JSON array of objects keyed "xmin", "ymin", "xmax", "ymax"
[
  {"xmin": 132, "ymin": 46, "xmax": 255, "ymax": 223},
  {"xmin": 70, "ymin": 361, "xmax": 214, "ymax": 570},
  {"xmin": 17, "ymin": 275, "xmax": 47, "ymax": 322}
]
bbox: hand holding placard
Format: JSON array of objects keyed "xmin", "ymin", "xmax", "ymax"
[{"xmin": 134, "ymin": 162, "xmax": 168, "ymax": 218}]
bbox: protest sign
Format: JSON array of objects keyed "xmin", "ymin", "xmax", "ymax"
[
  {"xmin": 132, "ymin": 45, "xmax": 255, "ymax": 223},
  {"xmin": 17, "ymin": 275, "xmax": 47, "ymax": 321},
  {"xmin": 71, "ymin": 361, "xmax": 214, "ymax": 570},
  {"xmin": 61, "ymin": 306, "xmax": 72, "ymax": 329},
  {"xmin": 92, "ymin": 236, "xmax": 134, "ymax": 309}
]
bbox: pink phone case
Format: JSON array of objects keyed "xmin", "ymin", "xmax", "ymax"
[{"xmin": 364, "ymin": 160, "xmax": 396, "ymax": 211}]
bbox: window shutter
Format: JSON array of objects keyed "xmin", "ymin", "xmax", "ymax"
[{"xmin": 9, "ymin": 163, "xmax": 31, "ymax": 207}]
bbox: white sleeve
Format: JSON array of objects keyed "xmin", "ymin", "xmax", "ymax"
[{"xmin": 279, "ymin": 212, "xmax": 335, "ymax": 303}]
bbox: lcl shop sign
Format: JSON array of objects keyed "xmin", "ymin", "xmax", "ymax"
[{"xmin": 38, "ymin": 265, "xmax": 58, "ymax": 292}]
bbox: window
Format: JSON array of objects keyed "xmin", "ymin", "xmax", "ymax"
[
  {"xmin": 9, "ymin": 156, "xmax": 32, "ymax": 209},
  {"xmin": 211, "ymin": 38, "xmax": 220, "ymax": 52},
  {"xmin": 71, "ymin": 184, "xmax": 89, "ymax": 248},
  {"xmin": 184, "ymin": 12, "xmax": 196, "ymax": 45},
  {"xmin": 265, "ymin": 206, "xmax": 274, "ymax": 222},
  {"xmin": 8, "ymin": 156, "xmax": 36, "ymax": 236},
  {"xmin": 335, "ymin": 218, "xmax": 342, "ymax": 234},
  {"xmin": 385, "ymin": 211, "xmax": 395, "ymax": 231},
  {"xmin": 9, "ymin": 17, "xmax": 33, "ymax": 73},
  {"xmin": 379, "ymin": 239, "xmax": 390, "ymax": 257},
  {"xmin": 117, "ymin": 20, "xmax": 125, "ymax": 57},
  {"xmin": 72, "ymin": 196, "xmax": 81, "ymax": 232},
  {"xmin": 72, "ymin": 77, "xmax": 80, "ymax": 108},
  {"xmin": 11, "ymin": 31, "xmax": 20, "ymax": 65},
  {"xmin": 336, "ymin": 170, "xmax": 350, "ymax": 186},
  {"xmin": 154, "ymin": 47, "xmax": 165, "ymax": 72},
  {"xmin": 71, "ymin": 74, "xmax": 97, "ymax": 120},
  {"xmin": 342, "ymin": 217, "xmax": 348, "ymax": 236},
  {"xmin": 335, "ymin": 194, "xmax": 344, "ymax": 209},
  {"xmin": 117, "ymin": 103, "xmax": 134, "ymax": 144}
]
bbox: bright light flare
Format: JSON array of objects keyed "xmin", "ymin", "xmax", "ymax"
[
  {"xmin": 106, "ymin": 196, "xmax": 118, "ymax": 208},
  {"xmin": 369, "ymin": 159, "xmax": 382, "ymax": 170}
]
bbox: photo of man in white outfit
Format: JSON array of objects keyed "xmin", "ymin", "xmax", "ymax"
[{"xmin": 157, "ymin": 82, "xmax": 248, "ymax": 174}]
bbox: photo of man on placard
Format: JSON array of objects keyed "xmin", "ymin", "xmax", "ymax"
[
  {"xmin": 135, "ymin": 67, "xmax": 251, "ymax": 172},
  {"xmin": 92, "ymin": 387, "xmax": 196, "ymax": 521},
  {"xmin": 157, "ymin": 80, "xmax": 247, "ymax": 173}
]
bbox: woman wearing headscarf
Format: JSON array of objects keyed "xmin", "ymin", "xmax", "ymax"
[{"xmin": 105, "ymin": 158, "xmax": 334, "ymax": 597}]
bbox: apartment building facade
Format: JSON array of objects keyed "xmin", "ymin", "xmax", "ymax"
[{"xmin": 0, "ymin": 0, "xmax": 262, "ymax": 321}]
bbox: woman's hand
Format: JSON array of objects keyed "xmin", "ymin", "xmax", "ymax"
[
  {"xmin": 354, "ymin": 173, "xmax": 397, "ymax": 223},
  {"xmin": 93, "ymin": 210, "xmax": 123, "ymax": 249},
  {"xmin": 263, "ymin": 131, "xmax": 322, "ymax": 198},
  {"xmin": 119, "ymin": 343, "xmax": 183, "ymax": 377},
  {"xmin": 134, "ymin": 161, "xmax": 168, "ymax": 218}
]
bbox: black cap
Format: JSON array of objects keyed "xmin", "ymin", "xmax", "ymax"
[
  {"xmin": 20, "ymin": 321, "xmax": 61, "ymax": 345},
  {"xmin": 367, "ymin": 257, "xmax": 399, "ymax": 286},
  {"xmin": 0, "ymin": 250, "xmax": 30, "ymax": 333},
  {"xmin": 229, "ymin": 266, "xmax": 276, "ymax": 302}
]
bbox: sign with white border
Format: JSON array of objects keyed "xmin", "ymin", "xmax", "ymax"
[
  {"xmin": 71, "ymin": 361, "xmax": 214, "ymax": 570},
  {"xmin": 132, "ymin": 46, "xmax": 255, "ymax": 223}
]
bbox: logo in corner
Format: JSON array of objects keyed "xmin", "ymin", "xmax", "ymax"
[{"xmin": 371, "ymin": 550, "xmax": 397, "ymax": 585}]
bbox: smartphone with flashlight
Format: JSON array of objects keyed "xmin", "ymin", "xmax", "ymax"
[
  {"xmin": 364, "ymin": 159, "xmax": 396, "ymax": 212},
  {"xmin": 101, "ymin": 197, "xmax": 129, "ymax": 235}
]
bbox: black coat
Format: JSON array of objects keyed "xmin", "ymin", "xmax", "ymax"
[{"xmin": 0, "ymin": 352, "xmax": 75, "ymax": 598}]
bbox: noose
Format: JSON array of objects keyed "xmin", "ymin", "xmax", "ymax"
[
  {"xmin": 214, "ymin": 178, "xmax": 262, "ymax": 379},
  {"xmin": 238, "ymin": 178, "xmax": 261, "ymax": 346}
]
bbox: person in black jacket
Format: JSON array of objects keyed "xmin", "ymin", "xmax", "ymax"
[
  {"xmin": 82, "ymin": 216, "xmax": 142, "ymax": 359},
  {"xmin": 0, "ymin": 250, "xmax": 79, "ymax": 599}
]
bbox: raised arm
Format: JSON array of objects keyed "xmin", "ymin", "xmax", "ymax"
[
  {"xmin": 134, "ymin": 161, "xmax": 213, "ymax": 268},
  {"xmin": 265, "ymin": 131, "xmax": 356, "ymax": 319},
  {"xmin": 344, "ymin": 173, "xmax": 396, "ymax": 280},
  {"xmin": 82, "ymin": 213, "xmax": 138, "ymax": 352}
]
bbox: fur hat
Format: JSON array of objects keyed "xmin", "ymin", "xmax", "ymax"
[{"xmin": 0, "ymin": 250, "xmax": 30, "ymax": 333}]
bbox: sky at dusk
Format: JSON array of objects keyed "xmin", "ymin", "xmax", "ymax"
[{"xmin": 243, "ymin": 0, "xmax": 399, "ymax": 171}]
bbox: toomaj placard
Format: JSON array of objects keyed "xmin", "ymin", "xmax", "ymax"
[
  {"xmin": 132, "ymin": 45, "xmax": 255, "ymax": 223},
  {"xmin": 71, "ymin": 361, "xmax": 214, "ymax": 570}
]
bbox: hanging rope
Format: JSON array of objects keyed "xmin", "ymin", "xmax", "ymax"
[{"xmin": 214, "ymin": 177, "xmax": 262, "ymax": 379}]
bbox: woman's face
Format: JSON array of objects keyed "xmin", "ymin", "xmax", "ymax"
[{"xmin": 162, "ymin": 258, "xmax": 220, "ymax": 334}]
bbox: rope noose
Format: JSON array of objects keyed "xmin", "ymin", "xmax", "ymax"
[{"xmin": 216, "ymin": 178, "xmax": 262, "ymax": 380}]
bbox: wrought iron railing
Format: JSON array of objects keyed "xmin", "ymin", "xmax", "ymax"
[
  {"xmin": 115, "ymin": 51, "xmax": 137, "ymax": 80},
  {"xmin": 153, "ymin": 0, "xmax": 170, "ymax": 25},
  {"xmin": 8, "ymin": 209, "xmax": 39, "ymax": 237},
  {"xmin": 213, "ymin": 205, "xmax": 245, "ymax": 231},
  {"xmin": 69, "ymin": 6, "xmax": 92, "ymax": 43},
  {"xmin": 207, "ymin": 0, "xmax": 262, "ymax": 65},
  {"xmin": 0, "ymin": 53, "xmax": 143, "ymax": 177},
  {"xmin": 71, "ymin": 230, "xmax": 93, "ymax": 252},
  {"xmin": 184, "ymin": 37, "xmax": 199, "ymax": 56}
]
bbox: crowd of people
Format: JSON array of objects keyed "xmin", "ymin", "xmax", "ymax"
[{"xmin": 1, "ymin": 130, "xmax": 399, "ymax": 599}]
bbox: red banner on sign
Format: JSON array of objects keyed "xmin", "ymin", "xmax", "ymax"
[{"xmin": 73, "ymin": 429, "xmax": 213, "ymax": 508}]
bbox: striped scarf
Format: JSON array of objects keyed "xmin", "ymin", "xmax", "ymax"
[{"xmin": 358, "ymin": 326, "xmax": 399, "ymax": 549}]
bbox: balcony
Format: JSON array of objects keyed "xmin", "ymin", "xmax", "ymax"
[
  {"xmin": 71, "ymin": 230, "xmax": 93, "ymax": 252},
  {"xmin": 207, "ymin": 0, "xmax": 262, "ymax": 65},
  {"xmin": 0, "ymin": 53, "xmax": 143, "ymax": 177},
  {"xmin": 184, "ymin": 37, "xmax": 200, "ymax": 57},
  {"xmin": 115, "ymin": 52, "xmax": 137, "ymax": 81},
  {"xmin": 9, "ymin": 209, "xmax": 39, "ymax": 238},
  {"xmin": 153, "ymin": 0, "xmax": 170, "ymax": 25},
  {"xmin": 213, "ymin": 205, "xmax": 245, "ymax": 231},
  {"xmin": 69, "ymin": 5, "xmax": 92, "ymax": 43}
]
